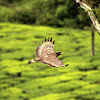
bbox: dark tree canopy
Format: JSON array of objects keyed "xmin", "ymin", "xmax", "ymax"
[{"xmin": 0, "ymin": 0, "xmax": 100, "ymax": 28}]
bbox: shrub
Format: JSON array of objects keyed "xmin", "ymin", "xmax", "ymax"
[{"xmin": 0, "ymin": 6, "xmax": 15, "ymax": 22}]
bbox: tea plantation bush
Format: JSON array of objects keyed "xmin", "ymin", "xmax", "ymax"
[{"xmin": 0, "ymin": 23, "xmax": 100, "ymax": 100}]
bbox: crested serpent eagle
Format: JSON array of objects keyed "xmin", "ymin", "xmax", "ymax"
[{"xmin": 28, "ymin": 38, "xmax": 69, "ymax": 68}]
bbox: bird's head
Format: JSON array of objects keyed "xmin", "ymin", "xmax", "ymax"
[{"xmin": 56, "ymin": 52, "xmax": 63, "ymax": 57}]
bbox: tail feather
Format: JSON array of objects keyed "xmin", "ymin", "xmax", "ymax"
[
  {"xmin": 28, "ymin": 59, "xmax": 35, "ymax": 64},
  {"xmin": 28, "ymin": 60, "xmax": 32, "ymax": 64},
  {"xmin": 28, "ymin": 58, "xmax": 40, "ymax": 64}
]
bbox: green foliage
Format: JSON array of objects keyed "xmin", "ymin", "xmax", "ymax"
[
  {"xmin": 0, "ymin": 23, "xmax": 100, "ymax": 100},
  {"xmin": 95, "ymin": 4, "xmax": 100, "ymax": 22},
  {"xmin": 0, "ymin": 6, "xmax": 15, "ymax": 22},
  {"xmin": 0, "ymin": 0, "xmax": 92, "ymax": 28},
  {"xmin": 0, "ymin": 0, "xmax": 100, "ymax": 28}
]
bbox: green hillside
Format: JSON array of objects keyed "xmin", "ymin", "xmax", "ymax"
[{"xmin": 0, "ymin": 23, "xmax": 100, "ymax": 100}]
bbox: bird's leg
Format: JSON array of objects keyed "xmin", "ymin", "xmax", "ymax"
[{"xmin": 28, "ymin": 58, "xmax": 40, "ymax": 64}]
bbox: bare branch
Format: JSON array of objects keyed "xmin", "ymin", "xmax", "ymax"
[{"xmin": 74, "ymin": 0, "xmax": 100, "ymax": 35}]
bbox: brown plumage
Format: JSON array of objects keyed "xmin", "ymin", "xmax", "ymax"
[{"xmin": 28, "ymin": 37, "xmax": 69, "ymax": 68}]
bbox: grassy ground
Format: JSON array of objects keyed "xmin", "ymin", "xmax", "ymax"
[{"xmin": 0, "ymin": 23, "xmax": 100, "ymax": 100}]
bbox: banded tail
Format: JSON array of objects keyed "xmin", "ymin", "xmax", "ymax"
[
  {"xmin": 28, "ymin": 59, "xmax": 35, "ymax": 64},
  {"xmin": 28, "ymin": 58, "xmax": 40, "ymax": 64}
]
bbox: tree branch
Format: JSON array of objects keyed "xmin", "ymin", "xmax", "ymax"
[{"xmin": 74, "ymin": 0, "xmax": 100, "ymax": 35}]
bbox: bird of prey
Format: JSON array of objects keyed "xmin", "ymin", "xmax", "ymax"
[{"xmin": 28, "ymin": 37, "xmax": 69, "ymax": 68}]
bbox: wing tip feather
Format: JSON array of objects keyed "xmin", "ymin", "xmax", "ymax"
[
  {"xmin": 53, "ymin": 40, "xmax": 55, "ymax": 44},
  {"xmin": 44, "ymin": 37, "xmax": 55, "ymax": 45},
  {"xmin": 65, "ymin": 64, "xmax": 69, "ymax": 66},
  {"xmin": 35, "ymin": 37, "xmax": 54, "ymax": 57}
]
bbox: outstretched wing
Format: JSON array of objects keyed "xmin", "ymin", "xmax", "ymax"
[
  {"xmin": 35, "ymin": 37, "xmax": 55, "ymax": 57},
  {"xmin": 40, "ymin": 53, "xmax": 64, "ymax": 67}
]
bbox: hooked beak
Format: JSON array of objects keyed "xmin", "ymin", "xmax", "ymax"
[{"xmin": 60, "ymin": 52, "xmax": 63, "ymax": 55}]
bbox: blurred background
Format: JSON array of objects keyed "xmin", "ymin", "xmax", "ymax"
[{"xmin": 0, "ymin": 0, "xmax": 100, "ymax": 100}]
